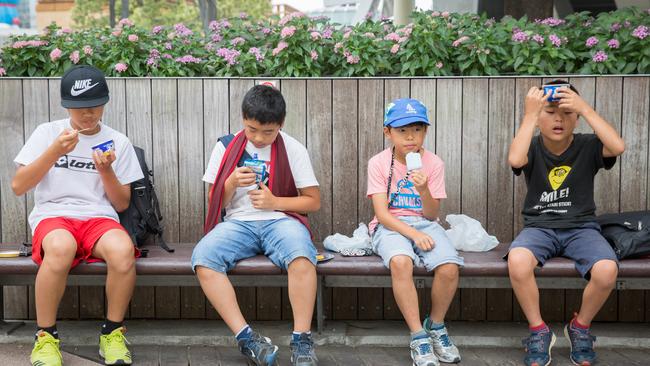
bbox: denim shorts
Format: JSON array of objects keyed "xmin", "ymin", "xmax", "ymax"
[
  {"xmin": 191, "ymin": 218, "xmax": 317, "ymax": 273},
  {"xmin": 506, "ymin": 222, "xmax": 618, "ymax": 279},
  {"xmin": 372, "ymin": 216, "xmax": 464, "ymax": 272}
]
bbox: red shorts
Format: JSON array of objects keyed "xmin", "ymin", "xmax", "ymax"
[{"xmin": 32, "ymin": 217, "xmax": 134, "ymax": 268}]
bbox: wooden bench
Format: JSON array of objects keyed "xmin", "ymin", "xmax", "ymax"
[{"xmin": 3, "ymin": 242, "xmax": 649, "ymax": 334}]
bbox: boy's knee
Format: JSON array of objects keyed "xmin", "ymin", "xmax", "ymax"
[
  {"xmin": 589, "ymin": 260, "xmax": 618, "ymax": 289},
  {"xmin": 288, "ymin": 257, "xmax": 315, "ymax": 274},
  {"xmin": 42, "ymin": 232, "xmax": 77, "ymax": 269},
  {"xmin": 389, "ymin": 255, "xmax": 413, "ymax": 274},
  {"xmin": 434, "ymin": 263, "xmax": 459, "ymax": 281},
  {"xmin": 507, "ymin": 248, "xmax": 537, "ymax": 280}
]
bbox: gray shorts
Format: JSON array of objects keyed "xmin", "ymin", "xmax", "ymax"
[
  {"xmin": 372, "ymin": 216, "xmax": 464, "ymax": 272},
  {"xmin": 506, "ymin": 222, "xmax": 618, "ymax": 279}
]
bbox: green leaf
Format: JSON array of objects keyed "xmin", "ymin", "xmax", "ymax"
[
  {"xmin": 622, "ymin": 62, "xmax": 637, "ymax": 74},
  {"xmin": 514, "ymin": 56, "xmax": 524, "ymax": 70}
]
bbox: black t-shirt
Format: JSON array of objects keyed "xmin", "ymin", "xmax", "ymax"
[{"xmin": 514, "ymin": 133, "xmax": 616, "ymax": 229}]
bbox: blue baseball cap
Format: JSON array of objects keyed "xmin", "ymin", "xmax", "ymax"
[{"xmin": 384, "ymin": 98, "xmax": 430, "ymax": 127}]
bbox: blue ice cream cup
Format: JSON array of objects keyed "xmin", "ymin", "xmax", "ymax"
[{"xmin": 92, "ymin": 140, "xmax": 115, "ymax": 156}]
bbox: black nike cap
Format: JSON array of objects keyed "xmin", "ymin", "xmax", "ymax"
[{"xmin": 60, "ymin": 65, "xmax": 110, "ymax": 109}]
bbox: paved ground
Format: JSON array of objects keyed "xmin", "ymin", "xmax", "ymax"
[{"xmin": 3, "ymin": 320, "xmax": 650, "ymax": 365}]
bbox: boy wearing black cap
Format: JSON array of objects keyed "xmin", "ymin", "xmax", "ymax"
[
  {"xmin": 12, "ymin": 65, "xmax": 143, "ymax": 366},
  {"xmin": 367, "ymin": 99, "xmax": 463, "ymax": 366}
]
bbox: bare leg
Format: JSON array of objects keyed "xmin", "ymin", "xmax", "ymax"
[
  {"xmin": 508, "ymin": 248, "xmax": 544, "ymax": 327},
  {"xmin": 429, "ymin": 263, "xmax": 459, "ymax": 323},
  {"xmin": 287, "ymin": 257, "xmax": 317, "ymax": 333},
  {"xmin": 390, "ymin": 255, "xmax": 422, "ymax": 332},
  {"xmin": 196, "ymin": 266, "xmax": 247, "ymax": 334},
  {"xmin": 576, "ymin": 260, "xmax": 617, "ymax": 325}
]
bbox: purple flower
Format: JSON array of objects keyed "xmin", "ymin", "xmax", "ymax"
[
  {"xmin": 128, "ymin": 34, "xmax": 139, "ymax": 42},
  {"xmin": 279, "ymin": 12, "xmax": 305, "ymax": 26},
  {"xmin": 632, "ymin": 25, "xmax": 648, "ymax": 40},
  {"xmin": 592, "ymin": 50, "xmax": 608, "ymax": 63},
  {"xmin": 248, "ymin": 47, "xmax": 265, "ymax": 62},
  {"xmin": 146, "ymin": 58, "xmax": 157, "ymax": 67},
  {"xmin": 115, "ymin": 63, "xmax": 128, "ymax": 72},
  {"xmin": 484, "ymin": 18, "xmax": 496, "ymax": 27},
  {"xmin": 384, "ymin": 32, "xmax": 400, "ymax": 42},
  {"xmin": 532, "ymin": 34, "xmax": 544, "ymax": 44},
  {"xmin": 607, "ymin": 39, "xmax": 620, "ymax": 49},
  {"xmin": 624, "ymin": 20, "xmax": 631, "ymax": 28},
  {"xmin": 149, "ymin": 48, "xmax": 160, "ymax": 59},
  {"xmin": 211, "ymin": 33, "xmax": 223, "ymax": 42},
  {"xmin": 49, "ymin": 48, "xmax": 62, "ymax": 61},
  {"xmin": 83, "ymin": 45, "xmax": 93, "ymax": 55},
  {"xmin": 281, "ymin": 26, "xmax": 296, "ymax": 38},
  {"xmin": 272, "ymin": 41, "xmax": 288, "ymax": 56},
  {"xmin": 69, "ymin": 50, "xmax": 80, "ymax": 64},
  {"xmin": 262, "ymin": 27, "xmax": 272, "ymax": 35},
  {"xmin": 452, "ymin": 36, "xmax": 469, "ymax": 47},
  {"xmin": 175, "ymin": 55, "xmax": 202, "ymax": 64},
  {"xmin": 610, "ymin": 23, "xmax": 621, "ymax": 32},
  {"xmin": 310, "ymin": 50, "xmax": 318, "ymax": 61},
  {"xmin": 162, "ymin": 53, "xmax": 172, "ymax": 59},
  {"xmin": 165, "ymin": 42, "xmax": 173, "ymax": 50},
  {"xmin": 231, "ymin": 37, "xmax": 245, "ymax": 46},
  {"xmin": 239, "ymin": 12, "xmax": 248, "ymax": 19},
  {"xmin": 216, "ymin": 48, "xmax": 240, "ymax": 65},
  {"xmin": 118, "ymin": 18, "xmax": 134, "ymax": 27},
  {"xmin": 390, "ymin": 44, "xmax": 400, "ymax": 54},
  {"xmin": 0, "ymin": 67, "xmax": 6, "ymax": 77},
  {"xmin": 537, "ymin": 17, "xmax": 565, "ymax": 27},
  {"xmin": 346, "ymin": 54, "xmax": 360, "ymax": 64},
  {"xmin": 220, "ymin": 19, "xmax": 231, "ymax": 29},
  {"xmin": 585, "ymin": 36, "xmax": 598, "ymax": 48},
  {"xmin": 152, "ymin": 25, "xmax": 163, "ymax": 34},
  {"xmin": 549, "ymin": 34, "xmax": 562, "ymax": 47},
  {"xmin": 209, "ymin": 21, "xmax": 219, "ymax": 32},
  {"xmin": 173, "ymin": 23, "xmax": 193, "ymax": 37},
  {"xmin": 511, "ymin": 31, "xmax": 529, "ymax": 43}
]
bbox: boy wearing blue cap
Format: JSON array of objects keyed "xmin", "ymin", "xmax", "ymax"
[{"xmin": 367, "ymin": 99, "xmax": 464, "ymax": 366}]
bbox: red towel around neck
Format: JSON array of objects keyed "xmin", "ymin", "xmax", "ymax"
[{"xmin": 204, "ymin": 131, "xmax": 311, "ymax": 235}]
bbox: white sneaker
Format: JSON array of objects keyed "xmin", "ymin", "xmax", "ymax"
[
  {"xmin": 410, "ymin": 337, "xmax": 440, "ymax": 366},
  {"xmin": 424, "ymin": 319, "xmax": 461, "ymax": 363}
]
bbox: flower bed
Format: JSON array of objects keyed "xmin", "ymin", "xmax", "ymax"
[{"xmin": 0, "ymin": 8, "xmax": 648, "ymax": 77}]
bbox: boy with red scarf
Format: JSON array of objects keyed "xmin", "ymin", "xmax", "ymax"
[{"xmin": 193, "ymin": 85, "xmax": 321, "ymax": 366}]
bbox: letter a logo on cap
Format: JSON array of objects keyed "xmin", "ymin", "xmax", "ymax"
[{"xmin": 406, "ymin": 103, "xmax": 417, "ymax": 113}]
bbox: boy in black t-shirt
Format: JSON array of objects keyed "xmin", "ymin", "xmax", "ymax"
[{"xmin": 506, "ymin": 80, "xmax": 625, "ymax": 366}]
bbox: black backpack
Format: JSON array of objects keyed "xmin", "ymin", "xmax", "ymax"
[
  {"xmin": 596, "ymin": 211, "xmax": 650, "ymax": 259},
  {"xmin": 118, "ymin": 146, "xmax": 174, "ymax": 255}
]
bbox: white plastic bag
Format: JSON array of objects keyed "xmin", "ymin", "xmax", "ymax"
[
  {"xmin": 323, "ymin": 223, "xmax": 373, "ymax": 256},
  {"xmin": 445, "ymin": 214, "xmax": 499, "ymax": 252}
]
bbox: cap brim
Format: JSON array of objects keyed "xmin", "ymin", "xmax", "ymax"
[
  {"xmin": 61, "ymin": 96, "xmax": 109, "ymax": 109},
  {"xmin": 385, "ymin": 115, "xmax": 430, "ymax": 127}
]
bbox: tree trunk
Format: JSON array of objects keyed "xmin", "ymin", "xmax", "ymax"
[
  {"xmin": 504, "ymin": 0, "xmax": 553, "ymax": 20},
  {"xmin": 198, "ymin": 0, "xmax": 218, "ymax": 33},
  {"xmin": 109, "ymin": 0, "xmax": 116, "ymax": 27},
  {"xmin": 121, "ymin": 0, "xmax": 129, "ymax": 20}
]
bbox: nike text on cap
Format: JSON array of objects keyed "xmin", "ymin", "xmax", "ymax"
[{"xmin": 60, "ymin": 65, "xmax": 110, "ymax": 109}]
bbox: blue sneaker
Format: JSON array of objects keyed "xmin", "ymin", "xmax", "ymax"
[
  {"xmin": 290, "ymin": 333, "xmax": 318, "ymax": 366},
  {"xmin": 564, "ymin": 323, "xmax": 596, "ymax": 366},
  {"xmin": 237, "ymin": 331, "xmax": 279, "ymax": 366},
  {"xmin": 522, "ymin": 330, "xmax": 556, "ymax": 366}
]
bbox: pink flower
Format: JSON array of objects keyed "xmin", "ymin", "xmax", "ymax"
[
  {"xmin": 310, "ymin": 50, "xmax": 318, "ymax": 61},
  {"xmin": 343, "ymin": 31, "xmax": 352, "ymax": 39},
  {"xmin": 585, "ymin": 36, "xmax": 598, "ymax": 48},
  {"xmin": 128, "ymin": 34, "xmax": 139, "ymax": 42},
  {"xmin": 441, "ymin": 11, "xmax": 450, "ymax": 18},
  {"xmin": 610, "ymin": 23, "xmax": 621, "ymax": 32},
  {"xmin": 49, "ymin": 48, "xmax": 62, "ymax": 61},
  {"xmin": 384, "ymin": 32, "xmax": 400, "ymax": 42},
  {"xmin": 346, "ymin": 54, "xmax": 360, "ymax": 64},
  {"xmin": 12, "ymin": 40, "xmax": 48, "ymax": 48},
  {"xmin": 322, "ymin": 27, "xmax": 333, "ymax": 39},
  {"xmin": 279, "ymin": 11, "xmax": 304, "ymax": 26},
  {"xmin": 83, "ymin": 45, "xmax": 93, "ymax": 55},
  {"xmin": 607, "ymin": 39, "xmax": 620, "ymax": 49},
  {"xmin": 390, "ymin": 44, "xmax": 400, "ymax": 54},
  {"xmin": 632, "ymin": 25, "xmax": 648, "ymax": 40},
  {"xmin": 262, "ymin": 27, "xmax": 272, "ymax": 35},
  {"xmin": 115, "ymin": 63, "xmax": 128, "ymax": 73},
  {"xmin": 248, "ymin": 47, "xmax": 265, "ymax": 62},
  {"xmin": 537, "ymin": 17, "xmax": 565, "ymax": 27},
  {"xmin": 165, "ymin": 42, "xmax": 173, "ymax": 50},
  {"xmin": 211, "ymin": 33, "xmax": 223, "ymax": 42},
  {"xmin": 592, "ymin": 50, "xmax": 608, "ymax": 63},
  {"xmin": 363, "ymin": 32, "xmax": 375, "ymax": 38},
  {"xmin": 162, "ymin": 53, "xmax": 172, "ymax": 59},
  {"xmin": 549, "ymin": 34, "xmax": 562, "ymax": 47},
  {"xmin": 281, "ymin": 26, "xmax": 296, "ymax": 38},
  {"xmin": 112, "ymin": 30, "xmax": 122, "ymax": 37},
  {"xmin": 311, "ymin": 31, "xmax": 321, "ymax": 40},
  {"xmin": 58, "ymin": 27, "xmax": 72, "ymax": 35},
  {"xmin": 432, "ymin": 11, "xmax": 440, "ymax": 17},
  {"xmin": 334, "ymin": 42, "xmax": 343, "ymax": 54},
  {"xmin": 435, "ymin": 62, "xmax": 443, "ymax": 69},
  {"xmin": 118, "ymin": 18, "xmax": 134, "ymax": 27},
  {"xmin": 175, "ymin": 55, "xmax": 202, "ymax": 64},
  {"xmin": 69, "ymin": 51, "xmax": 80, "ymax": 64},
  {"xmin": 511, "ymin": 31, "xmax": 529, "ymax": 43},
  {"xmin": 272, "ymin": 41, "xmax": 288, "ymax": 56},
  {"xmin": 452, "ymin": 36, "xmax": 469, "ymax": 47},
  {"xmin": 173, "ymin": 23, "xmax": 193, "ymax": 37},
  {"xmin": 152, "ymin": 25, "xmax": 163, "ymax": 34},
  {"xmin": 239, "ymin": 12, "xmax": 248, "ymax": 19},
  {"xmin": 532, "ymin": 34, "xmax": 544, "ymax": 44},
  {"xmin": 0, "ymin": 67, "xmax": 6, "ymax": 77},
  {"xmin": 231, "ymin": 37, "xmax": 245, "ymax": 46}
]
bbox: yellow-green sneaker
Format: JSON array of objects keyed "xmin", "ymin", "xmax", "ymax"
[
  {"xmin": 99, "ymin": 327, "xmax": 132, "ymax": 365},
  {"xmin": 31, "ymin": 330, "xmax": 62, "ymax": 366}
]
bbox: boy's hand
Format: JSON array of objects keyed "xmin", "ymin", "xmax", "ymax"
[
  {"xmin": 410, "ymin": 230, "xmax": 435, "ymax": 251},
  {"xmin": 248, "ymin": 181, "xmax": 277, "ymax": 210},
  {"xmin": 556, "ymin": 88, "xmax": 590, "ymax": 115},
  {"xmin": 51, "ymin": 129, "xmax": 79, "ymax": 156},
  {"xmin": 93, "ymin": 149, "xmax": 115, "ymax": 173},
  {"xmin": 228, "ymin": 167, "xmax": 257, "ymax": 187},
  {"xmin": 410, "ymin": 170, "xmax": 428, "ymax": 194},
  {"xmin": 524, "ymin": 87, "xmax": 549, "ymax": 120}
]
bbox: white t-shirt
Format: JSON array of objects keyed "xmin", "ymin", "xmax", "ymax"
[
  {"xmin": 203, "ymin": 131, "xmax": 319, "ymax": 221},
  {"xmin": 14, "ymin": 119, "xmax": 144, "ymax": 232}
]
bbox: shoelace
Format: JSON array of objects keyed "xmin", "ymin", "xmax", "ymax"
[
  {"xmin": 412, "ymin": 339, "xmax": 433, "ymax": 355},
  {"xmin": 247, "ymin": 333, "xmax": 272, "ymax": 354},
  {"xmin": 35, "ymin": 336, "xmax": 60, "ymax": 354},
  {"xmin": 523, "ymin": 334, "xmax": 546, "ymax": 354},
  {"xmin": 105, "ymin": 330, "xmax": 130, "ymax": 352},
  {"xmin": 434, "ymin": 329, "xmax": 453, "ymax": 348}
]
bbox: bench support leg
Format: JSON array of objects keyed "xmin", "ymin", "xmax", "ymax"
[{"xmin": 316, "ymin": 276, "xmax": 324, "ymax": 334}]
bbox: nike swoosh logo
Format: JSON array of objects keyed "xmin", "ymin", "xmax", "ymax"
[{"xmin": 70, "ymin": 82, "xmax": 99, "ymax": 96}]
